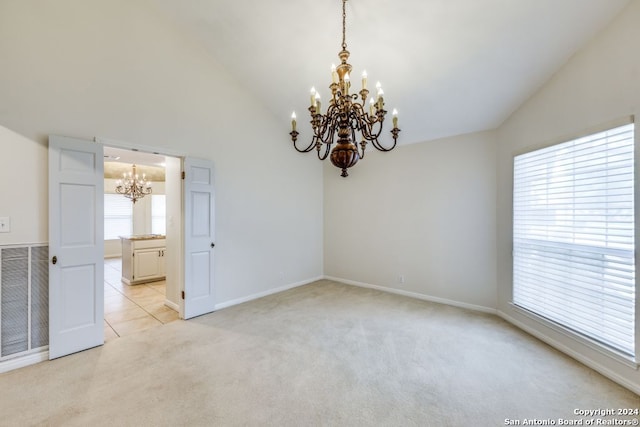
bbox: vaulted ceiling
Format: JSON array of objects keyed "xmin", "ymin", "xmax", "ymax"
[{"xmin": 151, "ymin": 0, "xmax": 630, "ymax": 145}]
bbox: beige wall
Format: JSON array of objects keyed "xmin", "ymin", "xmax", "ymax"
[
  {"xmin": 496, "ymin": 0, "xmax": 640, "ymax": 393},
  {"xmin": 323, "ymin": 130, "xmax": 497, "ymax": 312},
  {"xmin": 0, "ymin": 0, "xmax": 323, "ymax": 305}
]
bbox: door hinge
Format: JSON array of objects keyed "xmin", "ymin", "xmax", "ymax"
[
  {"xmin": 181, "ymin": 171, "xmax": 185, "ymax": 180},
  {"xmin": 181, "ymin": 290, "xmax": 185, "ymax": 300}
]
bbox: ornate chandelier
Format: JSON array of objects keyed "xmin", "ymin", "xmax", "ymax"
[
  {"xmin": 289, "ymin": 0, "xmax": 400, "ymax": 177},
  {"xmin": 115, "ymin": 164, "xmax": 152, "ymax": 204}
]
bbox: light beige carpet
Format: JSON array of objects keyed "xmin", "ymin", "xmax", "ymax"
[{"xmin": 0, "ymin": 280, "xmax": 638, "ymax": 426}]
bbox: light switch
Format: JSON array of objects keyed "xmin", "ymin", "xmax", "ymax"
[{"xmin": 0, "ymin": 217, "xmax": 10, "ymax": 233}]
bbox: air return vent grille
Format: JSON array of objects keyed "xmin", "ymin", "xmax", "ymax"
[{"xmin": 0, "ymin": 245, "xmax": 49, "ymax": 359}]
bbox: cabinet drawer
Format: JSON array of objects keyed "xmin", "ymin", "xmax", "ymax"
[{"xmin": 133, "ymin": 239, "xmax": 166, "ymax": 250}]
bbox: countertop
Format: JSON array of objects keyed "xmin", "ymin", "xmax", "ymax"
[{"xmin": 119, "ymin": 234, "xmax": 166, "ymax": 241}]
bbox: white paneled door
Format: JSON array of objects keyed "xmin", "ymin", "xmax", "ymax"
[
  {"xmin": 183, "ymin": 157, "xmax": 215, "ymax": 319},
  {"xmin": 48, "ymin": 135, "xmax": 104, "ymax": 359}
]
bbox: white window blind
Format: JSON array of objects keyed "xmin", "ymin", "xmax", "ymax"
[
  {"xmin": 104, "ymin": 194, "xmax": 132, "ymax": 240},
  {"xmin": 513, "ymin": 123, "xmax": 635, "ymax": 357},
  {"xmin": 151, "ymin": 194, "xmax": 166, "ymax": 235}
]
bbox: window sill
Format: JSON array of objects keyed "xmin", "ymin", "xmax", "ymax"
[{"xmin": 509, "ymin": 302, "xmax": 638, "ymax": 370}]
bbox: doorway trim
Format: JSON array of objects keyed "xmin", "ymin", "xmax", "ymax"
[{"xmin": 96, "ymin": 136, "xmax": 185, "ymax": 318}]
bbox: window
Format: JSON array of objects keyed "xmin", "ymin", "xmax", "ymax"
[
  {"xmin": 151, "ymin": 194, "xmax": 166, "ymax": 235},
  {"xmin": 104, "ymin": 194, "xmax": 132, "ymax": 240},
  {"xmin": 513, "ymin": 123, "xmax": 635, "ymax": 357}
]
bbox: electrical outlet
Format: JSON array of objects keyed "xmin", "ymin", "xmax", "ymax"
[
  {"xmin": 398, "ymin": 275, "xmax": 405, "ymax": 284},
  {"xmin": 0, "ymin": 217, "xmax": 10, "ymax": 233}
]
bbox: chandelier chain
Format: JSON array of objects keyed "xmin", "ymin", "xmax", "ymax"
[{"xmin": 342, "ymin": 0, "xmax": 347, "ymax": 51}]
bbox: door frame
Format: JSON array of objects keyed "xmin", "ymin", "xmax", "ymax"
[{"xmin": 96, "ymin": 137, "xmax": 188, "ymax": 318}]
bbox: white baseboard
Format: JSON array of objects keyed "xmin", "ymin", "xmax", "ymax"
[
  {"xmin": 164, "ymin": 299, "xmax": 179, "ymax": 312},
  {"xmin": 214, "ymin": 276, "xmax": 324, "ymax": 311},
  {"xmin": 0, "ymin": 350, "xmax": 49, "ymax": 374},
  {"xmin": 498, "ymin": 310, "xmax": 640, "ymax": 396},
  {"xmin": 324, "ymin": 275, "xmax": 497, "ymax": 314}
]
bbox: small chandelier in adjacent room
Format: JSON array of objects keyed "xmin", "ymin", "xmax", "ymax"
[
  {"xmin": 115, "ymin": 164, "xmax": 152, "ymax": 204},
  {"xmin": 289, "ymin": 0, "xmax": 400, "ymax": 177}
]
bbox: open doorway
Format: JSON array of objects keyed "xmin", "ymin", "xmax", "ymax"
[
  {"xmin": 102, "ymin": 146, "xmax": 181, "ymax": 340},
  {"xmin": 48, "ymin": 135, "xmax": 214, "ymax": 359}
]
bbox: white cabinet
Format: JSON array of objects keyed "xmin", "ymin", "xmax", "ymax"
[{"xmin": 120, "ymin": 236, "xmax": 166, "ymax": 285}]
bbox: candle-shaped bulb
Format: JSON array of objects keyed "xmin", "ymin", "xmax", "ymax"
[
  {"xmin": 310, "ymin": 87, "xmax": 317, "ymax": 107},
  {"xmin": 291, "ymin": 111, "xmax": 297, "ymax": 131},
  {"xmin": 377, "ymin": 87, "xmax": 384, "ymax": 109},
  {"xmin": 361, "ymin": 70, "xmax": 367, "ymax": 90},
  {"xmin": 392, "ymin": 108, "xmax": 398, "ymax": 128},
  {"xmin": 344, "ymin": 72, "xmax": 350, "ymax": 83},
  {"xmin": 315, "ymin": 92, "xmax": 321, "ymax": 114},
  {"xmin": 369, "ymin": 97, "xmax": 375, "ymax": 115},
  {"xmin": 331, "ymin": 64, "xmax": 338, "ymax": 84},
  {"xmin": 376, "ymin": 81, "xmax": 382, "ymax": 91}
]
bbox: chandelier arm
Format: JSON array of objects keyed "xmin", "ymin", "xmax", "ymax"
[
  {"xmin": 318, "ymin": 141, "xmax": 331, "ymax": 160},
  {"xmin": 357, "ymin": 110, "xmax": 398, "ymax": 152},
  {"xmin": 313, "ymin": 114, "xmax": 332, "ymax": 143},
  {"xmin": 363, "ymin": 124, "xmax": 383, "ymax": 142},
  {"xmin": 351, "ymin": 122, "xmax": 368, "ymax": 160},
  {"xmin": 370, "ymin": 132, "xmax": 398, "ymax": 152},
  {"xmin": 292, "ymin": 136, "xmax": 317, "ymax": 153},
  {"xmin": 321, "ymin": 105, "xmax": 341, "ymax": 141},
  {"xmin": 358, "ymin": 139, "xmax": 367, "ymax": 159},
  {"xmin": 310, "ymin": 111, "xmax": 336, "ymax": 162},
  {"xmin": 327, "ymin": 112, "xmax": 340, "ymax": 146},
  {"xmin": 351, "ymin": 102, "xmax": 383, "ymax": 142},
  {"xmin": 320, "ymin": 116, "xmax": 337, "ymax": 160}
]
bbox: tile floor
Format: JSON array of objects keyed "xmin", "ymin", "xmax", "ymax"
[{"xmin": 103, "ymin": 258, "xmax": 179, "ymax": 342}]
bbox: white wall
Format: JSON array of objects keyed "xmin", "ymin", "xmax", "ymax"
[
  {"xmin": 496, "ymin": 0, "xmax": 640, "ymax": 393},
  {"xmin": 323, "ymin": 131, "xmax": 497, "ymax": 311},
  {"xmin": 0, "ymin": 126, "xmax": 47, "ymax": 245},
  {"xmin": 0, "ymin": 0, "xmax": 323, "ymax": 305}
]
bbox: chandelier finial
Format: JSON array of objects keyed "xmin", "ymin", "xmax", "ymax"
[{"xmin": 289, "ymin": 0, "xmax": 401, "ymax": 177}]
